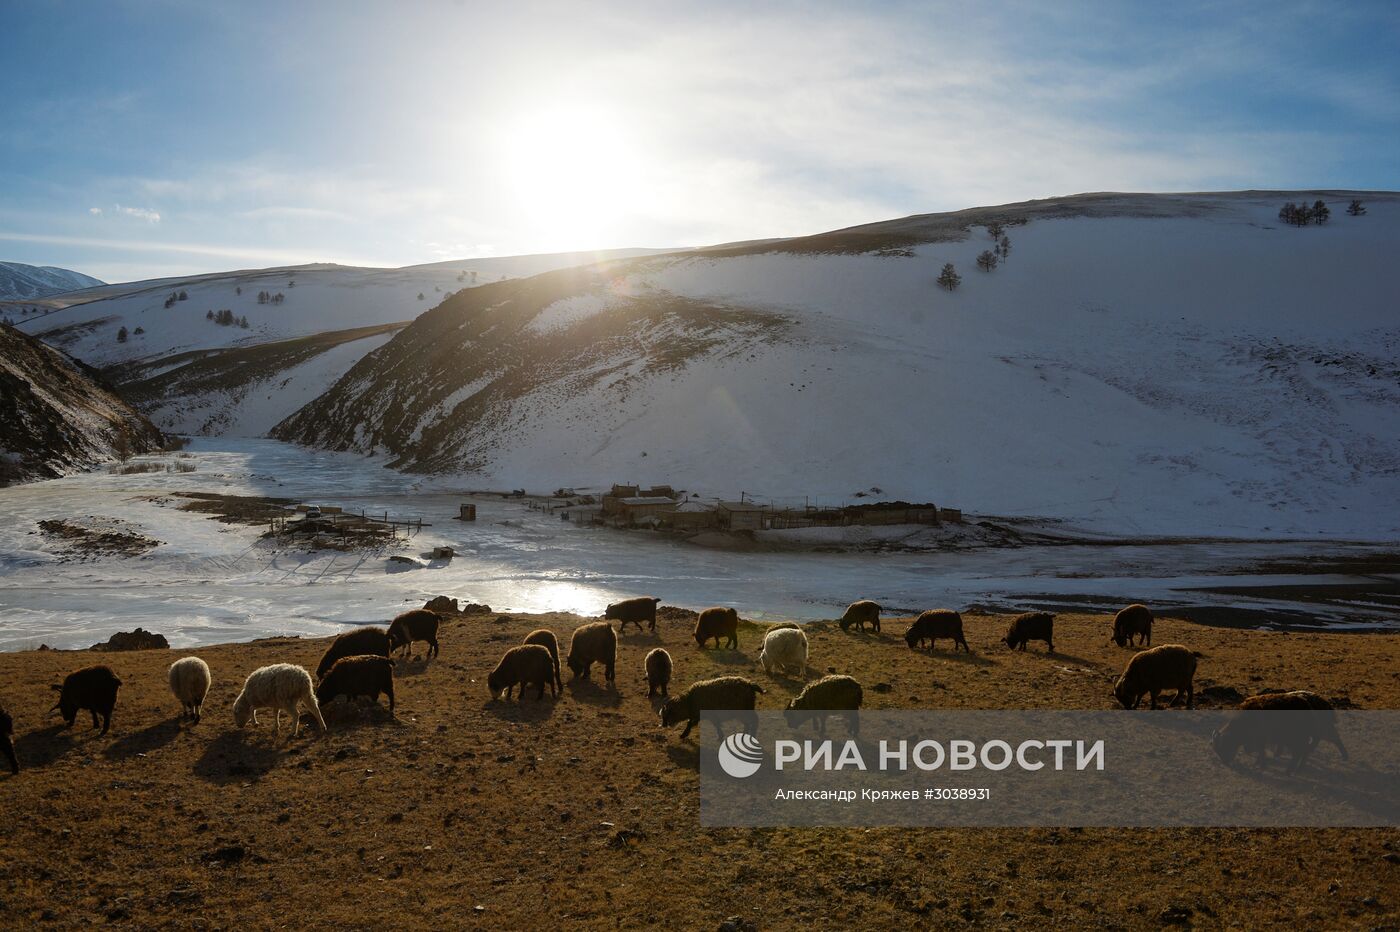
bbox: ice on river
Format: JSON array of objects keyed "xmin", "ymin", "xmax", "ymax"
[{"xmin": 0, "ymin": 438, "xmax": 1395, "ymax": 650}]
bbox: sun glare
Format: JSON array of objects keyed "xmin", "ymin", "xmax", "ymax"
[{"xmin": 494, "ymin": 104, "xmax": 644, "ymax": 251}]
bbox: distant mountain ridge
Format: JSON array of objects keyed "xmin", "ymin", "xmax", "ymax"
[{"xmin": 0, "ymin": 261, "xmax": 103, "ymax": 300}]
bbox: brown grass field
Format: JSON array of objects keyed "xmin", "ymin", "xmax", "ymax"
[{"xmin": 1, "ymin": 609, "xmax": 1397, "ymax": 929}]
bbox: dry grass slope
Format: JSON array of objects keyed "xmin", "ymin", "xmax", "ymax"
[{"xmin": 0, "ymin": 610, "xmax": 1397, "ymax": 928}]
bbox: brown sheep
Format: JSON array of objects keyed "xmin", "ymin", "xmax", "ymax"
[
  {"xmin": 317, "ymin": 627, "xmax": 391, "ymax": 679},
  {"xmin": 1111, "ymin": 604, "xmax": 1153, "ymax": 648},
  {"xmin": 905, "ymin": 610, "xmax": 969, "ymax": 653},
  {"xmin": 387, "ymin": 609, "xmax": 440, "ymax": 659},
  {"xmin": 566, "ymin": 621, "xmax": 617, "ymax": 683},
  {"xmin": 645, "ymin": 648, "xmax": 673, "ymax": 697},
  {"xmin": 785, "ymin": 675, "xmax": 864, "ymax": 736},
  {"xmin": 1002, "ymin": 612, "xmax": 1054, "ymax": 653},
  {"xmin": 1212, "ymin": 691, "xmax": 1348, "ymax": 772},
  {"xmin": 1113, "ymin": 644, "xmax": 1197, "ymax": 709},
  {"xmin": 605, "ymin": 596, "xmax": 662, "ymax": 633},
  {"xmin": 488, "ymin": 645, "xmax": 556, "ymax": 700},
  {"xmin": 50, "ymin": 665, "xmax": 122, "ymax": 736},
  {"xmin": 694, "ymin": 607, "xmax": 739, "ymax": 650},
  {"xmin": 839, "ymin": 600, "xmax": 882, "ymax": 633},
  {"xmin": 524, "ymin": 629, "xmax": 563, "ymax": 692},
  {"xmin": 660, "ymin": 676, "xmax": 766, "ymax": 740},
  {"xmin": 316, "ymin": 655, "xmax": 396, "ymax": 711}
]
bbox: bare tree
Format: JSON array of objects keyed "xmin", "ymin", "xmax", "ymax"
[{"xmin": 976, "ymin": 250, "xmax": 998, "ymax": 272}]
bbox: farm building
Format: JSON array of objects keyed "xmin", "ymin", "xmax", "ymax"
[
  {"xmin": 609, "ymin": 496, "xmax": 680, "ymax": 526},
  {"xmin": 717, "ymin": 501, "xmax": 767, "ymax": 531},
  {"xmin": 664, "ymin": 501, "xmax": 720, "ymax": 530}
]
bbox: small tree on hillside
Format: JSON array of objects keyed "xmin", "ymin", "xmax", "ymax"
[
  {"xmin": 1312, "ymin": 200, "xmax": 1330, "ymax": 224},
  {"xmin": 206, "ymin": 310, "xmax": 214, "ymax": 320},
  {"xmin": 987, "ymin": 221, "xmax": 1005, "ymax": 240},
  {"xmin": 417, "ymin": 292, "xmax": 425, "ymax": 300},
  {"xmin": 997, "ymin": 234, "xmax": 1011, "ymax": 259},
  {"xmin": 235, "ymin": 285, "xmax": 242, "ymax": 296},
  {"xmin": 1347, "ymin": 199, "xmax": 1366, "ymax": 216},
  {"xmin": 937, "ymin": 263, "xmax": 961, "ymax": 291},
  {"xmin": 976, "ymin": 250, "xmax": 998, "ymax": 272},
  {"xmin": 133, "ymin": 326, "xmax": 144, "ymax": 335},
  {"xmin": 178, "ymin": 290, "xmax": 188, "ymax": 301},
  {"xmin": 112, "ymin": 430, "xmax": 132, "ymax": 463},
  {"xmin": 116, "ymin": 325, "xmax": 128, "ymax": 342}
]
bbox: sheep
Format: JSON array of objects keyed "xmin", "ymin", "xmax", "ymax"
[
  {"xmin": 1002, "ymin": 612, "xmax": 1055, "ymax": 653},
  {"xmin": 317, "ymin": 626, "xmax": 392, "ymax": 679},
  {"xmin": 605, "ymin": 596, "xmax": 662, "ymax": 633},
  {"xmin": 694, "ymin": 606, "xmax": 740, "ymax": 650},
  {"xmin": 759, "ymin": 627, "xmax": 808, "ymax": 677},
  {"xmin": 1111, "ymin": 604, "xmax": 1153, "ymax": 648},
  {"xmin": 0, "ymin": 704, "xmax": 16, "ymax": 774},
  {"xmin": 839, "ymin": 600, "xmax": 882, "ymax": 633},
  {"xmin": 488, "ymin": 645, "xmax": 556, "ymax": 700},
  {"xmin": 233, "ymin": 664, "xmax": 326, "ymax": 736},
  {"xmin": 785, "ymin": 675, "xmax": 863, "ymax": 736},
  {"xmin": 660, "ymin": 676, "xmax": 766, "ymax": 740},
  {"xmin": 168, "ymin": 656, "xmax": 211, "ymax": 723},
  {"xmin": 387, "ymin": 609, "xmax": 440, "ymax": 659},
  {"xmin": 905, "ymin": 610, "xmax": 969, "ymax": 653},
  {"xmin": 50, "ymin": 665, "xmax": 122, "ymax": 736},
  {"xmin": 524, "ymin": 629, "xmax": 563, "ymax": 692},
  {"xmin": 645, "ymin": 648, "xmax": 673, "ymax": 697},
  {"xmin": 1112, "ymin": 644, "xmax": 1197, "ymax": 710},
  {"xmin": 1212, "ymin": 690, "xmax": 1348, "ymax": 772},
  {"xmin": 316, "ymin": 655, "xmax": 396, "ymax": 711},
  {"xmin": 566, "ymin": 621, "xmax": 617, "ymax": 683}
]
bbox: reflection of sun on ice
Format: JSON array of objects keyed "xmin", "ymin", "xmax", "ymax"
[{"xmin": 495, "ymin": 104, "xmax": 644, "ymax": 250}]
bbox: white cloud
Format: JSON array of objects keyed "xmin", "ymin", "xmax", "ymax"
[
  {"xmin": 114, "ymin": 204, "xmax": 161, "ymax": 223},
  {"xmin": 88, "ymin": 207, "xmax": 102, "ymax": 216}
]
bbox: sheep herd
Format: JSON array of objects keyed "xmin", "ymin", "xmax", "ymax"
[{"xmin": 0, "ymin": 598, "xmax": 1345, "ymax": 776}]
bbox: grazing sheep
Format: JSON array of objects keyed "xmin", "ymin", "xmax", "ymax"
[
  {"xmin": 605, "ymin": 596, "xmax": 662, "ymax": 633},
  {"xmin": 567, "ymin": 621, "xmax": 617, "ymax": 683},
  {"xmin": 0, "ymin": 704, "xmax": 16, "ymax": 774},
  {"xmin": 839, "ymin": 600, "xmax": 882, "ymax": 633},
  {"xmin": 785, "ymin": 675, "xmax": 863, "ymax": 736},
  {"xmin": 905, "ymin": 610, "xmax": 970, "ymax": 653},
  {"xmin": 233, "ymin": 664, "xmax": 325, "ymax": 736},
  {"xmin": 645, "ymin": 648, "xmax": 673, "ymax": 697},
  {"xmin": 387, "ymin": 609, "xmax": 440, "ymax": 659},
  {"xmin": 168, "ymin": 657, "xmax": 211, "ymax": 723},
  {"xmin": 524, "ymin": 629, "xmax": 563, "ymax": 692},
  {"xmin": 317, "ymin": 627, "xmax": 392, "ymax": 679},
  {"xmin": 1112, "ymin": 644, "xmax": 1197, "ymax": 710},
  {"xmin": 1002, "ymin": 612, "xmax": 1055, "ymax": 653},
  {"xmin": 759, "ymin": 627, "xmax": 809, "ymax": 677},
  {"xmin": 1212, "ymin": 691, "xmax": 1348, "ymax": 772},
  {"xmin": 488, "ymin": 644, "xmax": 556, "ymax": 700},
  {"xmin": 694, "ymin": 607, "xmax": 740, "ymax": 650},
  {"xmin": 660, "ymin": 676, "xmax": 766, "ymax": 740},
  {"xmin": 1111, "ymin": 604, "xmax": 1153, "ymax": 648},
  {"xmin": 316, "ymin": 655, "xmax": 396, "ymax": 711},
  {"xmin": 50, "ymin": 665, "xmax": 122, "ymax": 736}
]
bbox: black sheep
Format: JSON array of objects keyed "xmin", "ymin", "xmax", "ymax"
[
  {"xmin": 316, "ymin": 655, "xmax": 396, "ymax": 711},
  {"xmin": 317, "ymin": 626, "xmax": 391, "ymax": 679},
  {"xmin": 50, "ymin": 665, "xmax": 122, "ymax": 736},
  {"xmin": 0, "ymin": 704, "xmax": 17, "ymax": 774}
]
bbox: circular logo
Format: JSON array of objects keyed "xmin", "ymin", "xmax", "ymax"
[{"xmin": 717, "ymin": 731, "xmax": 763, "ymax": 778}]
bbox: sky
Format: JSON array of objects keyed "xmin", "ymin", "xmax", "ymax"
[{"xmin": 1, "ymin": 0, "xmax": 1397, "ymax": 283}]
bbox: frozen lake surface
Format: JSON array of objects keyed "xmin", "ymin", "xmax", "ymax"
[{"xmin": 1, "ymin": 439, "xmax": 1396, "ymax": 650}]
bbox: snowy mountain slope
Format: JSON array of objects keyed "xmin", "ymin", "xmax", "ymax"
[
  {"xmin": 0, "ymin": 261, "xmax": 103, "ymax": 300},
  {"xmin": 273, "ymin": 191, "xmax": 1400, "ymax": 539},
  {"xmin": 10, "ymin": 247, "xmax": 676, "ymax": 438},
  {"xmin": 0, "ymin": 324, "xmax": 163, "ymax": 484}
]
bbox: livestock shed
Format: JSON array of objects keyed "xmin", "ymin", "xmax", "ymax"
[
  {"xmin": 664, "ymin": 501, "xmax": 719, "ymax": 530},
  {"xmin": 611, "ymin": 496, "xmax": 680, "ymax": 526},
  {"xmin": 717, "ymin": 501, "xmax": 768, "ymax": 531}
]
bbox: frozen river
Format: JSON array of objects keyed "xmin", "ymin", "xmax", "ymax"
[{"xmin": 1, "ymin": 438, "xmax": 1397, "ymax": 650}]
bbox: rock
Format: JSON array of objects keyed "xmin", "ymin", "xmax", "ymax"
[
  {"xmin": 459, "ymin": 603, "xmax": 491, "ymax": 615},
  {"xmin": 1158, "ymin": 904, "xmax": 1193, "ymax": 924},
  {"xmin": 605, "ymin": 828, "xmax": 646, "ymax": 849},
  {"xmin": 201, "ymin": 845, "xmax": 246, "ymax": 865},
  {"xmin": 424, "ymin": 596, "xmax": 459, "ymax": 615},
  {"xmin": 872, "ymin": 682, "xmax": 892, "ymax": 693},
  {"xmin": 718, "ymin": 917, "xmax": 757, "ymax": 932},
  {"xmin": 90, "ymin": 628, "xmax": 168, "ymax": 651}
]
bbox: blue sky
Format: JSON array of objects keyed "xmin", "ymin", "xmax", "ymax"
[{"xmin": 1, "ymin": 0, "xmax": 1397, "ymax": 282}]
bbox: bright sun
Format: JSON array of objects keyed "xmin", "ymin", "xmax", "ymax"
[{"xmin": 494, "ymin": 104, "xmax": 644, "ymax": 250}]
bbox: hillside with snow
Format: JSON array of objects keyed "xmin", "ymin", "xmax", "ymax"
[
  {"xmin": 0, "ymin": 324, "xmax": 163, "ymax": 483},
  {"xmin": 12, "ymin": 248, "xmax": 671, "ymax": 437},
  {"xmin": 0, "ymin": 261, "xmax": 103, "ymax": 300},
  {"xmin": 273, "ymin": 191, "xmax": 1400, "ymax": 539}
]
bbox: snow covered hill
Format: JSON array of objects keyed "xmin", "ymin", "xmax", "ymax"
[
  {"xmin": 273, "ymin": 191, "xmax": 1400, "ymax": 539},
  {"xmin": 0, "ymin": 261, "xmax": 103, "ymax": 300},
  {"xmin": 0, "ymin": 324, "xmax": 163, "ymax": 484},
  {"xmin": 12, "ymin": 248, "xmax": 671, "ymax": 437}
]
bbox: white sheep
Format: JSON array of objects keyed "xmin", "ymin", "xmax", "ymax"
[
  {"xmin": 168, "ymin": 656, "xmax": 211, "ymax": 723},
  {"xmin": 759, "ymin": 627, "xmax": 808, "ymax": 677},
  {"xmin": 232, "ymin": 664, "xmax": 326, "ymax": 737}
]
